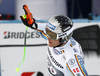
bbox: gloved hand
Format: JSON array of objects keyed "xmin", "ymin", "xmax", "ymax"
[{"xmin": 20, "ymin": 4, "xmax": 38, "ymax": 29}]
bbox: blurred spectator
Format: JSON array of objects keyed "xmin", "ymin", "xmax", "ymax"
[
  {"xmin": 0, "ymin": 14, "xmax": 2, "ymax": 20},
  {"xmin": 6, "ymin": 14, "xmax": 11, "ymax": 20},
  {"xmin": 88, "ymin": 13, "xmax": 93, "ymax": 20},
  {"xmin": 0, "ymin": 14, "xmax": 15, "ymax": 20}
]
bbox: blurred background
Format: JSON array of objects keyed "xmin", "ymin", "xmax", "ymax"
[
  {"xmin": 0, "ymin": 0, "xmax": 100, "ymax": 20},
  {"xmin": 0, "ymin": 0, "xmax": 100, "ymax": 76}
]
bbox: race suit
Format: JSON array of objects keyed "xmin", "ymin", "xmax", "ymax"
[{"xmin": 34, "ymin": 23, "xmax": 88, "ymax": 76}]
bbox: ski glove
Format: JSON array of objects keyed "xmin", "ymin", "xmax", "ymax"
[{"xmin": 20, "ymin": 4, "xmax": 38, "ymax": 29}]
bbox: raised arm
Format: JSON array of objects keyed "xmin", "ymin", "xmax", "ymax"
[
  {"xmin": 20, "ymin": 4, "xmax": 47, "ymax": 40},
  {"xmin": 20, "ymin": 4, "xmax": 38, "ymax": 29}
]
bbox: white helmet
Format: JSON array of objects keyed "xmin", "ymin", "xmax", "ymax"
[{"xmin": 46, "ymin": 15, "xmax": 74, "ymax": 44}]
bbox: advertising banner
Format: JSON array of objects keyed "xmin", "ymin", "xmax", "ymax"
[
  {"xmin": 1, "ymin": 21, "xmax": 100, "ymax": 75},
  {"xmin": 0, "ymin": 46, "xmax": 48, "ymax": 76},
  {"xmin": 0, "ymin": 22, "xmax": 47, "ymax": 76},
  {"xmin": 0, "ymin": 23, "xmax": 46, "ymax": 46}
]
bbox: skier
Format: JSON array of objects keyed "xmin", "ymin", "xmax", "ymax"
[{"xmin": 20, "ymin": 4, "xmax": 88, "ymax": 76}]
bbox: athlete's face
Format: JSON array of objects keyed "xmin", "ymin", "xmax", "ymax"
[{"xmin": 47, "ymin": 37, "xmax": 60, "ymax": 47}]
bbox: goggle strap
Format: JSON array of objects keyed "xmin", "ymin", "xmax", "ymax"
[{"xmin": 57, "ymin": 26, "xmax": 74, "ymax": 39}]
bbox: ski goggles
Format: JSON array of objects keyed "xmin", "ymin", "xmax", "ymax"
[
  {"xmin": 46, "ymin": 26, "xmax": 74, "ymax": 40},
  {"xmin": 46, "ymin": 28, "xmax": 57, "ymax": 40}
]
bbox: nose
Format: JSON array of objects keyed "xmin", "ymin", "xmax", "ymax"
[{"xmin": 47, "ymin": 37, "xmax": 52, "ymax": 41}]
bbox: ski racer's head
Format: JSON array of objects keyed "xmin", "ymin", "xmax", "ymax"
[{"xmin": 46, "ymin": 15, "xmax": 74, "ymax": 47}]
